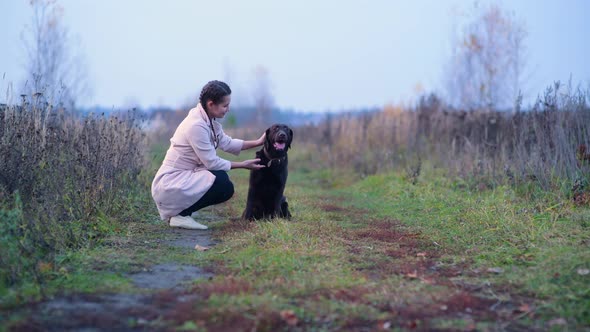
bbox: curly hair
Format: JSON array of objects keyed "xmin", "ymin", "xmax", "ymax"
[{"xmin": 199, "ymin": 80, "xmax": 231, "ymax": 112}]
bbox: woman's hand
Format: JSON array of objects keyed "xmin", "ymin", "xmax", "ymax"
[
  {"xmin": 241, "ymin": 132, "xmax": 266, "ymax": 150},
  {"xmin": 231, "ymin": 158, "xmax": 266, "ymax": 170},
  {"xmin": 244, "ymin": 158, "xmax": 266, "ymax": 170}
]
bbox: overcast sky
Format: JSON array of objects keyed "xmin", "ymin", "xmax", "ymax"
[{"xmin": 1, "ymin": 0, "xmax": 588, "ymax": 112}]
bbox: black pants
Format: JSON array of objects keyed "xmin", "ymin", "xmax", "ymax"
[{"xmin": 179, "ymin": 170, "xmax": 234, "ymax": 217}]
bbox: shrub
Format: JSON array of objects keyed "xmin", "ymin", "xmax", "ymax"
[
  {"xmin": 0, "ymin": 96, "xmax": 148, "ymax": 290},
  {"xmin": 292, "ymin": 83, "xmax": 590, "ymax": 191}
]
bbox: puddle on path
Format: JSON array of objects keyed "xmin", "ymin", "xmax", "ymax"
[
  {"xmin": 13, "ymin": 211, "xmax": 224, "ymax": 331},
  {"xmin": 129, "ymin": 263, "xmax": 213, "ymax": 290},
  {"xmin": 165, "ymin": 228, "xmax": 218, "ymax": 249},
  {"xmin": 23, "ymin": 291, "xmax": 203, "ymax": 331},
  {"xmin": 129, "ymin": 211, "xmax": 220, "ymax": 289}
]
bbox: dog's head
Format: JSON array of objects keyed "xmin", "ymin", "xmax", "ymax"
[{"xmin": 264, "ymin": 124, "xmax": 293, "ymax": 158}]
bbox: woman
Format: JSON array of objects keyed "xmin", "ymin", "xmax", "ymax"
[{"xmin": 151, "ymin": 80, "xmax": 265, "ymax": 230}]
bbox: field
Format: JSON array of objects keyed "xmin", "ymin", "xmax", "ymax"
[
  {"xmin": 2, "ymin": 145, "xmax": 589, "ymax": 331},
  {"xmin": 2, "ymin": 1, "xmax": 589, "ymax": 330}
]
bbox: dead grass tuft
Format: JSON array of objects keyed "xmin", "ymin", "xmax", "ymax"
[
  {"xmin": 192, "ymin": 276, "xmax": 253, "ymax": 299},
  {"xmin": 292, "ymin": 84, "xmax": 590, "ymax": 190}
]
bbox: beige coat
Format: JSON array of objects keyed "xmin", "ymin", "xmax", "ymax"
[{"xmin": 151, "ymin": 103, "xmax": 243, "ymax": 220}]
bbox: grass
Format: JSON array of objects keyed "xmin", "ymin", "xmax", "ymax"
[
  {"xmin": 202, "ymin": 149, "xmax": 589, "ymax": 329},
  {"xmin": 2, "ymin": 146, "xmax": 589, "ymax": 331},
  {"xmin": 343, "ymin": 166, "xmax": 590, "ymax": 326}
]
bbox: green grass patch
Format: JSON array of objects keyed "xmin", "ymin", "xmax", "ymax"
[{"xmin": 345, "ymin": 167, "xmax": 590, "ymax": 327}]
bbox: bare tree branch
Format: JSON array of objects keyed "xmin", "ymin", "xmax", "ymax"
[
  {"xmin": 446, "ymin": 3, "xmax": 528, "ymax": 111},
  {"xmin": 21, "ymin": 0, "xmax": 90, "ymax": 111}
]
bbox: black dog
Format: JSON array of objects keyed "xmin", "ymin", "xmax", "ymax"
[{"xmin": 242, "ymin": 124, "xmax": 293, "ymax": 220}]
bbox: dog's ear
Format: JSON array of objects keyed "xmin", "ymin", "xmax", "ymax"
[
  {"xmin": 264, "ymin": 127, "xmax": 272, "ymax": 149},
  {"xmin": 287, "ymin": 128, "xmax": 293, "ymax": 149}
]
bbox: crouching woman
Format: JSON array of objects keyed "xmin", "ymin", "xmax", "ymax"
[{"xmin": 151, "ymin": 80, "xmax": 265, "ymax": 229}]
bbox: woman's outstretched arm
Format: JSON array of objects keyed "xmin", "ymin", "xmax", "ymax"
[
  {"xmin": 231, "ymin": 158, "xmax": 265, "ymax": 170},
  {"xmin": 241, "ymin": 132, "xmax": 265, "ymax": 150}
]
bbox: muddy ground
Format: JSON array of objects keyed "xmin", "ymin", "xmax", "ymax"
[
  {"xmin": 9, "ymin": 214, "xmax": 220, "ymax": 332},
  {"xmin": 6, "ymin": 207, "xmax": 545, "ymax": 332}
]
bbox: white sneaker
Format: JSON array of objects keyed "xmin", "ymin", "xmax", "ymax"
[{"xmin": 169, "ymin": 215, "xmax": 208, "ymax": 230}]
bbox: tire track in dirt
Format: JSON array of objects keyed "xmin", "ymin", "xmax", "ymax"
[
  {"xmin": 318, "ymin": 200, "xmax": 538, "ymax": 331},
  {"xmin": 9, "ymin": 198, "xmax": 540, "ymax": 331}
]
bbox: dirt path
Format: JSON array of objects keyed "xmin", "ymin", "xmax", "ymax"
[
  {"xmin": 8, "ymin": 203, "xmax": 540, "ymax": 331},
  {"xmin": 11, "ymin": 213, "xmax": 221, "ymax": 332},
  {"xmin": 320, "ymin": 202, "xmax": 537, "ymax": 331}
]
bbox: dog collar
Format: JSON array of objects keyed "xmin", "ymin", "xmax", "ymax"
[
  {"xmin": 266, "ymin": 158, "xmax": 285, "ymax": 167},
  {"xmin": 263, "ymin": 148, "xmax": 286, "ymax": 167}
]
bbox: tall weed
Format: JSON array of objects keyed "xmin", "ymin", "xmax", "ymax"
[
  {"xmin": 294, "ymin": 83, "xmax": 590, "ymax": 196},
  {"xmin": 0, "ymin": 96, "xmax": 148, "ymax": 292}
]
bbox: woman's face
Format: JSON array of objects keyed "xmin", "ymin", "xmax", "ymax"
[{"xmin": 207, "ymin": 95, "xmax": 231, "ymax": 119}]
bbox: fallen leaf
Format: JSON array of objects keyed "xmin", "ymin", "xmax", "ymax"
[
  {"xmin": 37, "ymin": 261, "xmax": 53, "ymax": 274},
  {"xmin": 416, "ymin": 252, "xmax": 427, "ymax": 257},
  {"xmin": 280, "ymin": 309, "xmax": 298, "ymax": 326},
  {"xmin": 377, "ymin": 320, "xmax": 391, "ymax": 330},
  {"xmin": 516, "ymin": 303, "xmax": 531, "ymax": 313},
  {"xmin": 194, "ymin": 244, "xmax": 210, "ymax": 251},
  {"xmin": 577, "ymin": 268, "xmax": 589, "ymax": 276},
  {"xmin": 548, "ymin": 318, "xmax": 567, "ymax": 326},
  {"xmin": 406, "ymin": 270, "xmax": 418, "ymax": 279},
  {"xmin": 486, "ymin": 267, "xmax": 504, "ymax": 274},
  {"xmin": 420, "ymin": 277, "xmax": 435, "ymax": 285}
]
